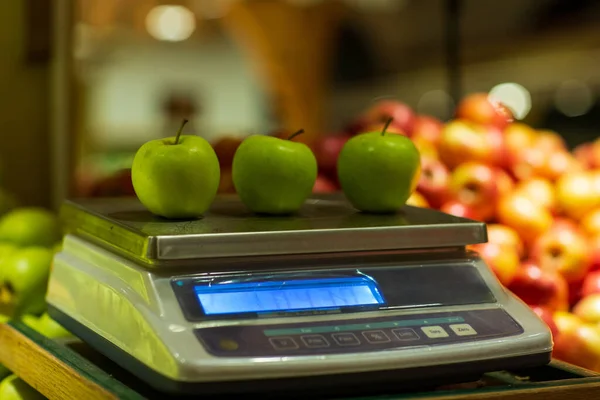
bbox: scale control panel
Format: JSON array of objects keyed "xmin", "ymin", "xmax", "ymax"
[{"xmin": 195, "ymin": 308, "xmax": 523, "ymax": 357}]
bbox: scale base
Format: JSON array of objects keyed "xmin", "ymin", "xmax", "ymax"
[{"xmin": 48, "ymin": 305, "xmax": 551, "ymax": 398}]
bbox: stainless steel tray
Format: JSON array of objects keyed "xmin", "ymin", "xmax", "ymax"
[{"xmin": 60, "ymin": 193, "xmax": 487, "ymax": 265}]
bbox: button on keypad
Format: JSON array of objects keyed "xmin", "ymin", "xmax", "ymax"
[
  {"xmin": 269, "ymin": 337, "xmax": 298, "ymax": 350},
  {"xmin": 332, "ymin": 333, "xmax": 361, "ymax": 346},
  {"xmin": 301, "ymin": 335, "xmax": 329, "ymax": 348}
]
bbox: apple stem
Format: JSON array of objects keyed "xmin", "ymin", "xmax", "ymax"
[
  {"xmin": 287, "ymin": 129, "xmax": 305, "ymax": 141},
  {"xmin": 173, "ymin": 119, "xmax": 189, "ymax": 145},
  {"xmin": 381, "ymin": 117, "xmax": 393, "ymax": 136}
]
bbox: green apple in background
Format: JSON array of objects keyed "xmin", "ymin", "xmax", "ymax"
[
  {"xmin": 0, "ymin": 208, "xmax": 61, "ymax": 248},
  {"xmin": 0, "ymin": 375, "xmax": 45, "ymax": 400},
  {"xmin": 131, "ymin": 119, "xmax": 220, "ymax": 219},
  {"xmin": 232, "ymin": 130, "xmax": 317, "ymax": 215},
  {"xmin": 337, "ymin": 118, "xmax": 421, "ymax": 213},
  {"xmin": 0, "ymin": 247, "xmax": 53, "ymax": 318},
  {"xmin": 0, "ymin": 244, "xmax": 18, "ymax": 265},
  {"xmin": 22, "ymin": 313, "xmax": 71, "ymax": 339}
]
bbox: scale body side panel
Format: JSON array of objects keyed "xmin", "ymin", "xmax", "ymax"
[
  {"xmin": 47, "ymin": 236, "xmax": 552, "ymax": 385},
  {"xmin": 60, "ymin": 195, "xmax": 487, "ymax": 266}
]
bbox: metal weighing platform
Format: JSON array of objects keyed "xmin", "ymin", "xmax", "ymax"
[{"xmin": 46, "ymin": 194, "xmax": 553, "ymax": 397}]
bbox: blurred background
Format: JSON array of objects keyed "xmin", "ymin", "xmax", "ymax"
[{"xmin": 1, "ymin": 0, "xmax": 600, "ymax": 209}]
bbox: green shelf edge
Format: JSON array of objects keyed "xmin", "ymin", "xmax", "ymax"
[{"xmin": 7, "ymin": 321, "xmax": 146, "ymax": 400}]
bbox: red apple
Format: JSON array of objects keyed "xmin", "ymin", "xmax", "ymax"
[
  {"xmin": 313, "ymin": 135, "xmax": 350, "ymax": 179},
  {"xmin": 553, "ymin": 322, "xmax": 600, "ymax": 371},
  {"xmin": 362, "ymin": 100, "xmax": 416, "ymax": 135},
  {"xmin": 455, "ymin": 93, "xmax": 512, "ymax": 129},
  {"xmin": 591, "ymin": 139, "xmax": 600, "ymax": 169},
  {"xmin": 574, "ymin": 142, "xmax": 595, "ymax": 169},
  {"xmin": 212, "ymin": 136, "xmax": 243, "ymax": 168},
  {"xmin": 487, "ymin": 224, "xmax": 524, "ymax": 258},
  {"xmin": 553, "ymin": 311, "xmax": 583, "ymax": 336},
  {"xmin": 544, "ymin": 151, "xmax": 583, "ymax": 181},
  {"xmin": 507, "ymin": 131, "xmax": 577, "ymax": 182},
  {"xmin": 508, "ymin": 260, "xmax": 569, "ymax": 311},
  {"xmin": 593, "ymin": 170, "xmax": 600, "ymax": 196},
  {"xmin": 411, "ymin": 115, "xmax": 443, "ymax": 145},
  {"xmin": 555, "ymin": 171, "xmax": 600, "ymax": 220},
  {"xmin": 313, "ymin": 175, "xmax": 338, "ymax": 193},
  {"xmin": 581, "ymin": 208, "xmax": 600, "ymax": 237},
  {"xmin": 411, "ymin": 136, "xmax": 439, "ymax": 160},
  {"xmin": 362, "ymin": 123, "xmax": 406, "ymax": 136},
  {"xmin": 469, "ymin": 242, "xmax": 520, "ymax": 286},
  {"xmin": 91, "ymin": 169, "xmax": 135, "ymax": 197},
  {"xmin": 531, "ymin": 306, "xmax": 560, "ymax": 338},
  {"xmin": 406, "ymin": 191, "xmax": 430, "ymax": 208},
  {"xmin": 590, "ymin": 234, "xmax": 600, "ymax": 271},
  {"xmin": 417, "ymin": 157, "xmax": 450, "ymax": 208},
  {"xmin": 514, "ymin": 178, "xmax": 557, "ymax": 214},
  {"xmin": 531, "ymin": 224, "xmax": 592, "ymax": 283},
  {"xmin": 218, "ymin": 168, "xmax": 236, "ymax": 194},
  {"xmin": 504, "ymin": 123, "xmax": 538, "ymax": 164},
  {"xmin": 438, "ymin": 120, "xmax": 498, "ymax": 169},
  {"xmin": 447, "ymin": 162, "xmax": 510, "ymax": 221},
  {"xmin": 582, "ymin": 271, "xmax": 600, "ymax": 298},
  {"xmin": 496, "ymin": 192, "xmax": 553, "ymax": 246},
  {"xmin": 574, "ymin": 294, "xmax": 600, "ymax": 324},
  {"xmin": 485, "ymin": 125, "xmax": 509, "ymax": 169},
  {"xmin": 551, "ymin": 217, "xmax": 580, "ymax": 231},
  {"xmin": 440, "ymin": 200, "xmax": 482, "ymax": 220},
  {"xmin": 509, "ymin": 145, "xmax": 547, "ymax": 182},
  {"xmin": 569, "ymin": 280, "xmax": 585, "ymax": 308},
  {"xmin": 576, "ymin": 139, "xmax": 600, "ymax": 169},
  {"xmin": 535, "ymin": 130, "xmax": 567, "ymax": 153}
]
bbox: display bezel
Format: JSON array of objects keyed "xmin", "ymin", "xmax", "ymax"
[
  {"xmin": 193, "ymin": 275, "xmax": 385, "ymax": 316},
  {"xmin": 173, "ymin": 272, "xmax": 386, "ymax": 321},
  {"xmin": 171, "ymin": 263, "xmax": 497, "ymax": 322}
]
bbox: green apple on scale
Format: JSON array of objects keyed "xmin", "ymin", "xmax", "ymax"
[
  {"xmin": 232, "ymin": 129, "xmax": 317, "ymax": 215},
  {"xmin": 131, "ymin": 119, "xmax": 220, "ymax": 219},
  {"xmin": 337, "ymin": 117, "xmax": 421, "ymax": 214}
]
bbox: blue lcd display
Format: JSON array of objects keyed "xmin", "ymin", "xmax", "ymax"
[{"xmin": 194, "ymin": 277, "xmax": 385, "ymax": 316}]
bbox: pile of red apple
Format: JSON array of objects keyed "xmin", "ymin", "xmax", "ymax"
[{"xmin": 310, "ymin": 94, "xmax": 600, "ymax": 371}]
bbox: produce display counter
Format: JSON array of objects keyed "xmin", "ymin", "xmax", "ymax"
[{"xmin": 0, "ymin": 321, "xmax": 598, "ymax": 400}]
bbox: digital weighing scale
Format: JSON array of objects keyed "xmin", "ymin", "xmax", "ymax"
[{"xmin": 46, "ymin": 194, "xmax": 553, "ymax": 397}]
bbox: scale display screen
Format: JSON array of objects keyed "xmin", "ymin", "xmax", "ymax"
[{"xmin": 194, "ymin": 277, "xmax": 385, "ymax": 316}]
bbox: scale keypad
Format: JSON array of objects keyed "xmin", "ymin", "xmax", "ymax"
[{"xmin": 195, "ymin": 308, "xmax": 523, "ymax": 358}]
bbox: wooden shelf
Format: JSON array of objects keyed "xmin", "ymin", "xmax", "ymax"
[{"xmin": 1, "ymin": 321, "xmax": 600, "ymax": 399}]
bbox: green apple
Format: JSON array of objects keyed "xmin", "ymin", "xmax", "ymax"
[
  {"xmin": 232, "ymin": 130, "xmax": 317, "ymax": 215},
  {"xmin": 0, "ymin": 244, "xmax": 18, "ymax": 265},
  {"xmin": 337, "ymin": 118, "xmax": 421, "ymax": 213},
  {"xmin": 22, "ymin": 313, "xmax": 71, "ymax": 339},
  {"xmin": 0, "ymin": 247, "xmax": 53, "ymax": 318},
  {"xmin": 0, "ymin": 208, "xmax": 61, "ymax": 248},
  {"xmin": 131, "ymin": 119, "xmax": 220, "ymax": 219},
  {"xmin": 0, "ymin": 375, "xmax": 45, "ymax": 400}
]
